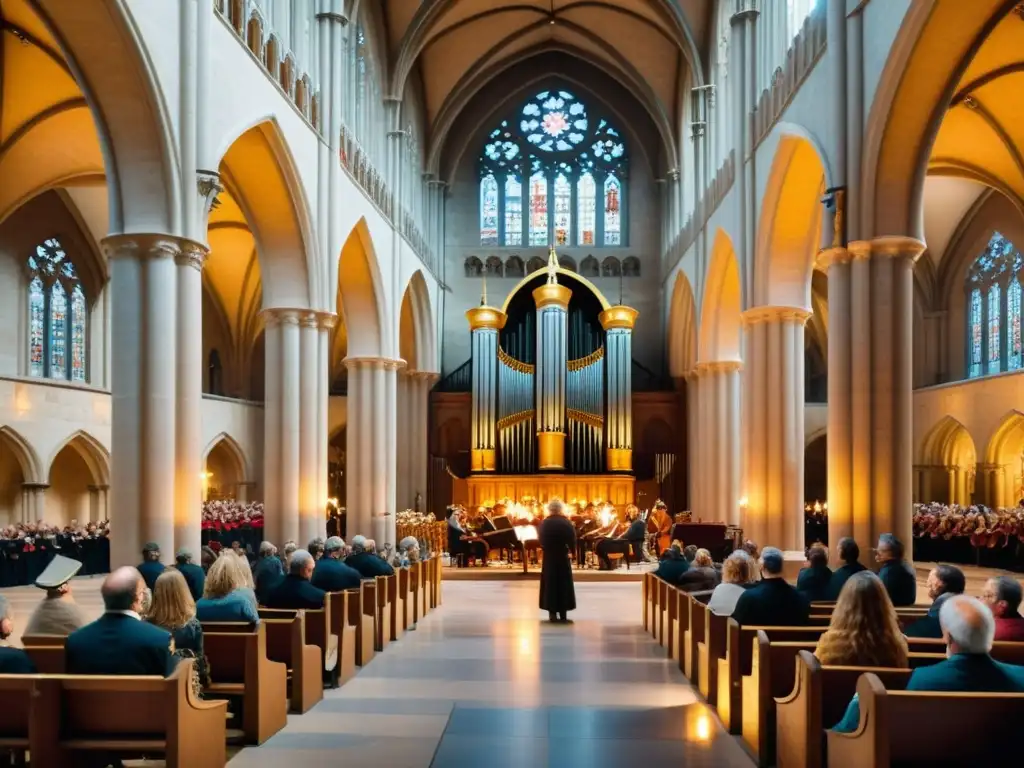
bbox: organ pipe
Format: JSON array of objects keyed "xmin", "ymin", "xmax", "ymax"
[
  {"xmin": 466, "ymin": 303, "xmax": 506, "ymax": 472},
  {"xmin": 600, "ymin": 306, "xmax": 639, "ymax": 472},
  {"xmin": 533, "ymin": 249, "xmax": 572, "ymax": 470}
]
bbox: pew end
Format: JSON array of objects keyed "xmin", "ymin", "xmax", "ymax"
[
  {"xmin": 257, "ymin": 613, "xmax": 324, "ymax": 714},
  {"xmin": 327, "ymin": 591, "xmax": 358, "ymax": 685}
]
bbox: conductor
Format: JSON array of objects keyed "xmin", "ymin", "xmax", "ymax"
[{"xmin": 538, "ymin": 498, "xmax": 576, "ymax": 623}]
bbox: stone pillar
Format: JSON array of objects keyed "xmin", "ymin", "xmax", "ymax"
[
  {"xmin": 466, "ymin": 305, "xmax": 506, "ymax": 472},
  {"xmin": 825, "ymin": 237, "xmax": 926, "ymax": 561},
  {"xmin": 316, "ymin": 314, "xmax": 335, "ymax": 529},
  {"xmin": 21, "ymin": 483, "xmax": 48, "ymax": 524},
  {"xmin": 600, "ymin": 306, "xmax": 639, "ymax": 471},
  {"xmin": 236, "ymin": 481, "xmax": 256, "ymax": 503},
  {"xmin": 396, "ymin": 370, "xmax": 412, "ymax": 510},
  {"xmin": 102, "ymin": 235, "xmax": 181, "ymax": 568},
  {"xmin": 741, "ymin": 306, "xmax": 810, "ymax": 551},
  {"xmin": 298, "ymin": 311, "xmax": 323, "ymax": 545},
  {"xmin": 413, "ymin": 372, "xmax": 438, "ymax": 508},
  {"xmin": 690, "ymin": 362, "xmax": 741, "ymax": 523},
  {"xmin": 533, "ymin": 262, "xmax": 572, "ymax": 470},
  {"xmin": 685, "ymin": 370, "xmax": 701, "ymax": 513},
  {"xmin": 263, "ymin": 308, "xmax": 303, "ymax": 547},
  {"xmin": 88, "ymin": 484, "xmax": 109, "ymax": 524}
]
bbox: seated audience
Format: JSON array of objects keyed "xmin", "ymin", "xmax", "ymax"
[
  {"xmin": 196, "ymin": 553, "xmax": 260, "ymax": 624},
  {"xmin": 981, "ymin": 576, "xmax": 1024, "ymax": 641},
  {"xmin": 826, "ymin": 537, "xmax": 867, "ymax": 600},
  {"xmin": 347, "ymin": 535, "xmax": 395, "ymax": 578},
  {"xmin": 263, "ymin": 550, "xmax": 327, "ymax": 610},
  {"xmin": 282, "ymin": 541, "xmax": 298, "ymax": 570},
  {"xmin": 653, "ymin": 543, "xmax": 690, "ymax": 584},
  {"xmin": 815, "ymin": 571, "xmax": 908, "ymax": 667},
  {"xmin": 0, "ymin": 595, "xmax": 37, "ymax": 673},
  {"xmin": 253, "ymin": 540, "xmax": 285, "ymax": 604},
  {"xmin": 732, "ymin": 547, "xmax": 810, "ymax": 626},
  {"xmin": 833, "ymin": 595, "xmax": 1024, "ymax": 732},
  {"xmin": 66, "ymin": 567, "xmax": 176, "ymax": 677},
  {"xmin": 876, "ymin": 533, "xmax": 917, "ymax": 607},
  {"xmin": 677, "ymin": 548, "xmax": 720, "ymax": 592},
  {"xmin": 137, "ymin": 541, "xmax": 165, "ymax": 591},
  {"xmin": 312, "ymin": 537, "xmax": 362, "ymax": 591},
  {"xmin": 308, "ymin": 537, "xmax": 326, "ymax": 562},
  {"xmin": 24, "ymin": 555, "xmax": 88, "ymax": 636},
  {"xmin": 709, "ymin": 551, "xmax": 756, "ymax": 616},
  {"xmin": 174, "ymin": 547, "xmax": 206, "ymax": 601},
  {"xmin": 741, "ymin": 540, "xmax": 759, "ymax": 559},
  {"xmin": 682, "ymin": 544, "xmax": 698, "ymax": 564},
  {"xmin": 235, "ymin": 550, "xmax": 256, "ymax": 591},
  {"xmin": 797, "ymin": 543, "xmax": 832, "ymax": 602},
  {"xmin": 200, "ymin": 545, "xmax": 218, "ymax": 572},
  {"xmin": 393, "ymin": 536, "xmax": 421, "ymax": 568},
  {"xmin": 147, "ymin": 569, "xmax": 208, "ymax": 685},
  {"xmin": 905, "ymin": 564, "xmax": 966, "ymax": 638}
]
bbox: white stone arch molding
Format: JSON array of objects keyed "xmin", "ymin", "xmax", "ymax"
[
  {"xmin": 31, "ymin": 0, "xmax": 181, "ymax": 234},
  {"xmin": 202, "ymin": 432, "xmax": 252, "ymax": 482},
  {"xmin": 46, "ymin": 430, "xmax": 111, "ymax": 486},
  {"xmin": 0, "ymin": 425, "xmax": 45, "ymax": 484},
  {"xmin": 336, "ymin": 217, "xmax": 391, "ymax": 359},
  {"xmin": 667, "ymin": 266, "xmax": 697, "ymax": 377},
  {"xmin": 400, "ymin": 268, "xmax": 439, "ymax": 373}
]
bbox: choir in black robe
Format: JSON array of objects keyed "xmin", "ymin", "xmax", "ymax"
[{"xmin": 538, "ymin": 514, "xmax": 576, "ymax": 616}]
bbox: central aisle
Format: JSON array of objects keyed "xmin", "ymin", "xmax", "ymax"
[{"xmin": 229, "ymin": 580, "xmax": 753, "ymax": 767}]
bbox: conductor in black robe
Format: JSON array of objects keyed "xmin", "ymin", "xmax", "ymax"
[{"xmin": 538, "ymin": 499, "xmax": 576, "ymax": 623}]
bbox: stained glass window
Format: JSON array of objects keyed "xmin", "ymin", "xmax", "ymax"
[
  {"xmin": 969, "ymin": 287, "xmax": 982, "ymax": 379},
  {"xmin": 988, "ymin": 284, "xmax": 1002, "ymax": 375},
  {"xmin": 480, "ymin": 174, "xmax": 499, "ymax": 245},
  {"xmin": 1008, "ymin": 278, "xmax": 1022, "ymax": 371},
  {"xmin": 528, "ymin": 171, "xmax": 548, "ymax": 246},
  {"xmin": 27, "ymin": 238, "xmax": 86, "ymax": 382},
  {"xmin": 578, "ymin": 172, "xmax": 596, "ymax": 246},
  {"xmin": 479, "ymin": 89, "xmax": 627, "ymax": 247},
  {"xmin": 553, "ymin": 172, "xmax": 571, "ymax": 246},
  {"xmin": 504, "ymin": 174, "xmax": 522, "ymax": 246},
  {"xmin": 604, "ymin": 174, "xmax": 621, "ymax": 246}
]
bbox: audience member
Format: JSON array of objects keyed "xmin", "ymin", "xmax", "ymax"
[
  {"xmin": 678, "ymin": 548, "xmax": 720, "ymax": 592},
  {"xmin": 235, "ymin": 551, "xmax": 256, "ymax": 591},
  {"xmin": 66, "ymin": 567, "xmax": 176, "ymax": 677},
  {"xmin": 797, "ymin": 544, "xmax": 832, "ymax": 603},
  {"xmin": 981, "ymin": 576, "xmax": 1024, "ymax": 641},
  {"xmin": 393, "ymin": 536, "xmax": 421, "ymax": 568},
  {"xmin": 905, "ymin": 564, "xmax": 966, "ymax": 638},
  {"xmin": 876, "ymin": 533, "xmax": 917, "ymax": 607},
  {"xmin": 263, "ymin": 550, "xmax": 327, "ymax": 610},
  {"xmin": 312, "ymin": 537, "xmax": 362, "ymax": 591},
  {"xmin": 196, "ymin": 553, "xmax": 260, "ymax": 623},
  {"xmin": 826, "ymin": 537, "xmax": 867, "ymax": 600},
  {"xmin": 347, "ymin": 535, "xmax": 395, "ymax": 578},
  {"xmin": 653, "ymin": 543, "xmax": 690, "ymax": 584},
  {"xmin": 0, "ymin": 595, "xmax": 37, "ymax": 673},
  {"xmin": 596, "ymin": 508, "xmax": 646, "ymax": 570},
  {"xmin": 742, "ymin": 540, "xmax": 759, "ymax": 559},
  {"xmin": 253, "ymin": 540, "xmax": 285, "ymax": 604},
  {"xmin": 732, "ymin": 547, "xmax": 810, "ymax": 626},
  {"xmin": 174, "ymin": 548, "xmax": 206, "ymax": 601},
  {"xmin": 23, "ymin": 555, "xmax": 87, "ymax": 637},
  {"xmin": 308, "ymin": 537, "xmax": 326, "ymax": 562},
  {"xmin": 200, "ymin": 545, "xmax": 218, "ymax": 572},
  {"xmin": 709, "ymin": 551, "xmax": 756, "ymax": 616},
  {"xmin": 282, "ymin": 540, "xmax": 298, "ymax": 570},
  {"xmin": 832, "ymin": 595, "xmax": 1024, "ymax": 732},
  {"xmin": 815, "ymin": 571, "xmax": 908, "ymax": 667},
  {"xmin": 147, "ymin": 569, "xmax": 208, "ymax": 685},
  {"xmin": 682, "ymin": 544, "xmax": 698, "ymax": 563},
  {"xmin": 137, "ymin": 542, "xmax": 165, "ymax": 591}
]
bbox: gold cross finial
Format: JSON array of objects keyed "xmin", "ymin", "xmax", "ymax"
[{"xmin": 547, "ymin": 245, "xmax": 559, "ymax": 284}]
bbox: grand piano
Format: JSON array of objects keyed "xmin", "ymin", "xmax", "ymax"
[{"xmin": 472, "ymin": 515, "xmax": 539, "ymax": 574}]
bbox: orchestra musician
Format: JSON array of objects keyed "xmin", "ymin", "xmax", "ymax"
[
  {"xmin": 574, "ymin": 504, "xmax": 600, "ymax": 566},
  {"xmin": 648, "ymin": 500, "xmax": 673, "ymax": 555},
  {"xmin": 446, "ymin": 506, "xmax": 488, "ymax": 566},
  {"xmin": 595, "ymin": 505, "xmax": 646, "ymax": 570}
]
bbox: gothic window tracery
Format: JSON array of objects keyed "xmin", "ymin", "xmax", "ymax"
[
  {"xmin": 967, "ymin": 232, "xmax": 1023, "ymax": 378},
  {"xmin": 27, "ymin": 238, "xmax": 87, "ymax": 382}
]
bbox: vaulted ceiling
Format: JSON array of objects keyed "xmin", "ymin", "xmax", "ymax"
[{"xmin": 382, "ymin": 0, "xmax": 709, "ymax": 172}]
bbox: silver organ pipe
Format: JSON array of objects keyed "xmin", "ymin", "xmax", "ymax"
[
  {"xmin": 566, "ymin": 346, "xmax": 605, "ymax": 474},
  {"xmin": 497, "ymin": 347, "xmax": 535, "ymax": 474}
]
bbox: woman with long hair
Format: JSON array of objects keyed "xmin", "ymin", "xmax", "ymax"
[
  {"xmin": 196, "ymin": 553, "xmax": 260, "ymax": 623},
  {"xmin": 677, "ymin": 548, "xmax": 721, "ymax": 592},
  {"xmin": 147, "ymin": 569, "xmax": 208, "ymax": 686},
  {"xmin": 708, "ymin": 550, "xmax": 756, "ymax": 616},
  {"xmin": 815, "ymin": 571, "xmax": 909, "ymax": 667}
]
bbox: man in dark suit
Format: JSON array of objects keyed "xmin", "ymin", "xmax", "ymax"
[
  {"xmin": 253, "ymin": 540, "xmax": 285, "ymax": 604},
  {"xmin": 136, "ymin": 542, "xmax": 165, "ymax": 591},
  {"xmin": 0, "ymin": 595, "xmax": 37, "ymax": 673},
  {"xmin": 596, "ymin": 508, "xmax": 646, "ymax": 570},
  {"xmin": 263, "ymin": 550, "xmax": 327, "ymax": 610},
  {"xmin": 826, "ymin": 537, "xmax": 867, "ymax": 600},
  {"xmin": 312, "ymin": 537, "xmax": 362, "ymax": 591},
  {"xmin": 173, "ymin": 548, "xmax": 206, "ymax": 601},
  {"xmin": 905, "ymin": 563, "xmax": 965, "ymax": 638},
  {"xmin": 731, "ymin": 547, "xmax": 810, "ymax": 626},
  {"xmin": 65, "ymin": 567, "xmax": 176, "ymax": 677},
  {"xmin": 833, "ymin": 595, "xmax": 1024, "ymax": 732},
  {"xmin": 345, "ymin": 536, "xmax": 395, "ymax": 578},
  {"xmin": 796, "ymin": 543, "xmax": 832, "ymax": 602},
  {"xmin": 876, "ymin": 532, "xmax": 917, "ymax": 607},
  {"xmin": 653, "ymin": 544, "xmax": 690, "ymax": 584}
]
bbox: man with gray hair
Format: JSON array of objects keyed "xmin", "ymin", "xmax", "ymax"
[
  {"xmin": 346, "ymin": 535, "xmax": 395, "ymax": 578},
  {"xmin": 395, "ymin": 536, "xmax": 421, "ymax": 566},
  {"xmin": 731, "ymin": 546, "xmax": 810, "ymax": 626},
  {"xmin": 0, "ymin": 595, "xmax": 37, "ymax": 673},
  {"xmin": 262, "ymin": 549, "xmax": 327, "ymax": 610},
  {"xmin": 832, "ymin": 594, "xmax": 1024, "ymax": 732},
  {"xmin": 312, "ymin": 536, "xmax": 362, "ymax": 591},
  {"xmin": 253, "ymin": 540, "xmax": 285, "ymax": 605},
  {"xmin": 876, "ymin": 532, "xmax": 917, "ymax": 607}
]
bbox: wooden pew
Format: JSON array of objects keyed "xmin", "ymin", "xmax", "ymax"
[
  {"xmin": 683, "ymin": 592, "xmax": 713, "ymax": 681},
  {"xmin": 259, "ymin": 605, "xmax": 339, "ymax": 688},
  {"xmin": 353, "ymin": 581, "xmax": 377, "ymax": 665},
  {"xmin": 432, "ymin": 555, "xmax": 442, "ymax": 607},
  {"xmin": 256, "ymin": 611, "xmax": 323, "ymax": 713},
  {"xmin": 22, "ymin": 644, "xmax": 65, "ymax": 674},
  {"xmin": 397, "ymin": 568, "xmax": 415, "ymax": 633},
  {"xmin": 826, "ymin": 672, "xmax": 1024, "ymax": 767},
  {"xmin": 29, "ymin": 659, "xmax": 228, "ymax": 768},
  {"xmin": 326, "ymin": 590, "xmax": 358, "ymax": 685},
  {"xmin": 411, "ymin": 561, "xmax": 424, "ymax": 624},
  {"xmin": 363, "ymin": 576, "xmax": 391, "ymax": 653},
  {"xmin": 381, "ymin": 574, "xmax": 397, "ymax": 647},
  {"xmin": 641, "ymin": 572, "xmax": 650, "ymax": 632},
  {"xmin": 0, "ymin": 675, "xmax": 34, "ymax": 762},
  {"xmin": 698, "ymin": 610, "xmax": 728, "ymax": 707},
  {"xmin": 655, "ymin": 578, "xmax": 667, "ymax": 645},
  {"xmin": 666, "ymin": 585, "xmax": 681, "ymax": 663}
]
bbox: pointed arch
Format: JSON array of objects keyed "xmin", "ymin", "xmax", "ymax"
[
  {"xmin": 755, "ymin": 130, "xmax": 829, "ymax": 308},
  {"xmin": 920, "ymin": 416, "xmax": 977, "ymax": 466},
  {"xmin": 47, "ymin": 430, "xmax": 110, "ymax": 486},
  {"xmin": 0, "ymin": 426, "xmax": 44, "ymax": 483},
  {"xmin": 983, "ymin": 411, "xmax": 1024, "ymax": 508},
  {"xmin": 699, "ymin": 229, "xmax": 743, "ymax": 362},
  {"xmin": 667, "ymin": 270, "xmax": 697, "ymax": 377},
  {"xmin": 337, "ymin": 217, "xmax": 387, "ymax": 358},
  {"xmin": 399, "ymin": 270, "xmax": 437, "ymax": 373},
  {"xmin": 203, "ymin": 432, "xmax": 251, "ymax": 481}
]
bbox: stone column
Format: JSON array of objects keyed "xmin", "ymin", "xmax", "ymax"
[
  {"xmin": 741, "ymin": 306, "xmax": 811, "ymax": 550},
  {"xmin": 298, "ymin": 311, "xmax": 323, "ymax": 545},
  {"xmin": 88, "ymin": 484, "xmax": 110, "ymax": 524},
  {"xmin": 21, "ymin": 483, "xmax": 48, "ymax": 524},
  {"xmin": 533, "ymin": 264, "xmax": 572, "ymax": 470},
  {"xmin": 411, "ymin": 372, "xmax": 438, "ymax": 509},
  {"xmin": 825, "ymin": 237, "xmax": 926, "ymax": 561},
  {"xmin": 600, "ymin": 306, "xmax": 639, "ymax": 471},
  {"xmin": 316, "ymin": 314, "xmax": 335, "ymax": 527},
  {"xmin": 102, "ymin": 235, "xmax": 181, "ymax": 568},
  {"xmin": 263, "ymin": 308, "xmax": 302, "ymax": 546},
  {"xmin": 396, "ymin": 370, "xmax": 412, "ymax": 510},
  {"xmin": 690, "ymin": 362, "xmax": 741, "ymax": 523},
  {"xmin": 466, "ymin": 305, "xmax": 506, "ymax": 472},
  {"xmin": 685, "ymin": 370, "xmax": 701, "ymax": 513},
  {"xmin": 236, "ymin": 481, "xmax": 256, "ymax": 503}
]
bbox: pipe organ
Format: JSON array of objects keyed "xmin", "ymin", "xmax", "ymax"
[{"xmin": 467, "ymin": 248, "xmax": 637, "ymax": 482}]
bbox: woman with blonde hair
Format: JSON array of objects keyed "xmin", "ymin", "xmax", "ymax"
[
  {"xmin": 196, "ymin": 552, "xmax": 260, "ymax": 623},
  {"xmin": 147, "ymin": 569, "xmax": 208, "ymax": 685},
  {"xmin": 814, "ymin": 571, "xmax": 908, "ymax": 667},
  {"xmin": 709, "ymin": 550, "xmax": 756, "ymax": 616},
  {"xmin": 677, "ymin": 548, "xmax": 720, "ymax": 592}
]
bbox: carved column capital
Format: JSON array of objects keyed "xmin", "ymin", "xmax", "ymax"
[
  {"xmin": 101, "ymin": 234, "xmax": 183, "ymax": 262},
  {"xmin": 197, "ymin": 170, "xmax": 224, "ymax": 222}
]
